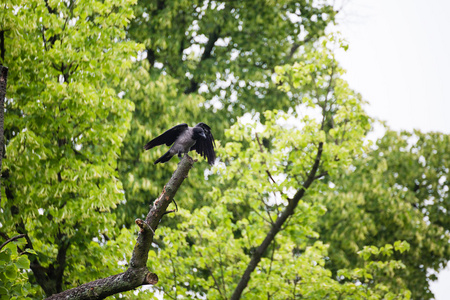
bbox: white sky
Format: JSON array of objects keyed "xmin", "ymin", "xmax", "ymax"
[
  {"xmin": 335, "ymin": 0, "xmax": 450, "ymax": 134},
  {"xmin": 333, "ymin": 0, "xmax": 450, "ymax": 299}
]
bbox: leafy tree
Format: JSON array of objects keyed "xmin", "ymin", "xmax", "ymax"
[
  {"xmin": 1, "ymin": 0, "xmax": 141, "ymax": 296},
  {"xmin": 1, "ymin": 0, "xmax": 448, "ymax": 299},
  {"xmin": 131, "ymin": 40, "xmax": 410, "ymax": 299},
  {"xmin": 315, "ymin": 129, "xmax": 450, "ymax": 299},
  {"xmin": 118, "ymin": 0, "xmax": 338, "ymax": 224}
]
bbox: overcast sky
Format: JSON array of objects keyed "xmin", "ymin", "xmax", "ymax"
[
  {"xmin": 333, "ymin": 0, "xmax": 450, "ymax": 298},
  {"xmin": 335, "ymin": 0, "xmax": 450, "ymax": 134}
]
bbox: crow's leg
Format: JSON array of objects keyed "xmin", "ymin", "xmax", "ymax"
[
  {"xmin": 177, "ymin": 152, "xmax": 184, "ymax": 165},
  {"xmin": 177, "ymin": 151, "xmax": 183, "ymax": 165}
]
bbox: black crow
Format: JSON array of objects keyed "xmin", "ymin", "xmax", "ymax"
[{"xmin": 144, "ymin": 123, "xmax": 216, "ymax": 165}]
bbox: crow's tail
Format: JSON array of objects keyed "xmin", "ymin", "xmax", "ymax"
[{"xmin": 154, "ymin": 151, "xmax": 173, "ymax": 164}]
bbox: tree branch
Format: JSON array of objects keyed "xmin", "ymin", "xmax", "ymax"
[
  {"xmin": 0, "ymin": 31, "xmax": 5, "ymax": 62},
  {"xmin": 231, "ymin": 142, "xmax": 324, "ymax": 300},
  {"xmin": 0, "ymin": 233, "xmax": 25, "ymax": 251},
  {"xmin": 184, "ymin": 27, "xmax": 221, "ymax": 94},
  {"xmin": 196, "ymin": 230, "xmax": 225, "ymax": 299},
  {"xmin": 0, "ymin": 65, "xmax": 7, "ymax": 205},
  {"xmin": 46, "ymin": 155, "xmax": 195, "ymax": 299},
  {"xmin": 13, "ymin": 219, "xmax": 60, "ymax": 297}
]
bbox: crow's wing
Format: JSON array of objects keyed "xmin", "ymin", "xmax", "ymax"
[
  {"xmin": 144, "ymin": 123, "xmax": 189, "ymax": 150},
  {"xmin": 192, "ymin": 123, "xmax": 216, "ymax": 165}
]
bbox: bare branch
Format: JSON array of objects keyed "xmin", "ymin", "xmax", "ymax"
[{"xmin": 46, "ymin": 155, "xmax": 194, "ymax": 299}]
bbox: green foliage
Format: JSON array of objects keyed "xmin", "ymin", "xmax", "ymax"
[
  {"xmin": 129, "ymin": 42, "xmax": 408, "ymax": 299},
  {"xmin": 125, "ymin": 0, "xmax": 338, "ymax": 141},
  {"xmin": 315, "ymin": 129, "xmax": 450, "ymax": 299},
  {"xmin": 0, "ymin": 240, "xmax": 39, "ymax": 299},
  {"xmin": 1, "ymin": 0, "xmax": 141, "ymax": 295},
  {"xmin": 336, "ymin": 242, "xmax": 412, "ymax": 300},
  {"xmin": 117, "ymin": 0, "xmax": 339, "ymax": 229},
  {"xmin": 128, "ymin": 0, "xmax": 335, "ymax": 112}
]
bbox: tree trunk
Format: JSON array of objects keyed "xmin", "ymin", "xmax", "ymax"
[{"xmin": 0, "ymin": 65, "xmax": 8, "ymax": 204}]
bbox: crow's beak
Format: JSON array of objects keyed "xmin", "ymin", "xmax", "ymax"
[{"xmin": 200, "ymin": 132, "xmax": 207, "ymax": 139}]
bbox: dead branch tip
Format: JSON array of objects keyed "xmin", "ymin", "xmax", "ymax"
[{"xmin": 145, "ymin": 272, "xmax": 158, "ymax": 285}]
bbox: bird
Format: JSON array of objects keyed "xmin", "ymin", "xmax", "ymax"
[{"xmin": 144, "ymin": 123, "xmax": 216, "ymax": 165}]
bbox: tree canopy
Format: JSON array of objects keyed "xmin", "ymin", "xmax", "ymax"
[{"xmin": 1, "ymin": 1, "xmax": 449, "ymax": 299}]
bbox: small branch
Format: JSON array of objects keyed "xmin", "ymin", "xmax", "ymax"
[
  {"xmin": 267, "ymin": 239, "xmax": 276, "ymax": 278},
  {"xmin": 280, "ymin": 214, "xmax": 294, "ymax": 231},
  {"xmin": 255, "ymin": 134, "xmax": 276, "ymax": 184},
  {"xmin": 41, "ymin": 27, "xmax": 49, "ymax": 51},
  {"xmin": 245, "ymin": 194, "xmax": 272, "ymax": 225},
  {"xmin": 218, "ymin": 245, "xmax": 227, "ymax": 296},
  {"xmin": 320, "ymin": 64, "xmax": 336, "ymax": 131},
  {"xmin": 314, "ymin": 171, "xmax": 328, "ymax": 180},
  {"xmin": 196, "ymin": 231, "xmax": 225, "ymax": 299},
  {"xmin": 169, "ymin": 252, "xmax": 178, "ymax": 299},
  {"xmin": 255, "ymin": 133, "xmax": 276, "ymax": 224},
  {"xmin": 288, "ymin": 43, "xmax": 300, "ymax": 60},
  {"xmin": 0, "ymin": 234, "xmax": 26, "ymax": 251}
]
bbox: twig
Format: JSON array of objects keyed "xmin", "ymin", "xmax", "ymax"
[
  {"xmin": 267, "ymin": 239, "xmax": 276, "ymax": 278},
  {"xmin": 255, "ymin": 133, "xmax": 277, "ymax": 184},
  {"xmin": 196, "ymin": 230, "xmax": 226, "ymax": 299},
  {"xmin": 0, "ymin": 234, "xmax": 26, "ymax": 251},
  {"xmin": 168, "ymin": 252, "xmax": 178, "ymax": 299},
  {"xmin": 314, "ymin": 171, "xmax": 328, "ymax": 180},
  {"xmin": 217, "ymin": 245, "xmax": 227, "ymax": 296}
]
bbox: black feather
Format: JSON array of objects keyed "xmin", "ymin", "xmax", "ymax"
[
  {"xmin": 154, "ymin": 150, "xmax": 172, "ymax": 164},
  {"xmin": 143, "ymin": 123, "xmax": 188, "ymax": 150},
  {"xmin": 192, "ymin": 123, "xmax": 216, "ymax": 165}
]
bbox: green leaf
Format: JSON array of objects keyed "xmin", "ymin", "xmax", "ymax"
[
  {"xmin": 5, "ymin": 265, "xmax": 17, "ymax": 280},
  {"xmin": 15, "ymin": 256, "xmax": 30, "ymax": 269}
]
